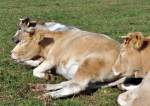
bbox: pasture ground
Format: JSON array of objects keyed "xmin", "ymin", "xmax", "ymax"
[{"xmin": 0, "ymin": 0, "xmax": 150, "ymax": 105}]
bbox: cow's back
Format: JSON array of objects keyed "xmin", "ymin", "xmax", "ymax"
[{"xmin": 47, "ymin": 30, "xmax": 120, "ymax": 81}]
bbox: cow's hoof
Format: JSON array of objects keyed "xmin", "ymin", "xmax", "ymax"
[
  {"xmin": 30, "ymin": 84, "xmax": 46, "ymax": 92},
  {"xmin": 44, "ymin": 73, "xmax": 54, "ymax": 81}
]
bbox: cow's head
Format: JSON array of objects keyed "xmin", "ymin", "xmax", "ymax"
[
  {"xmin": 11, "ymin": 27, "xmax": 54, "ymax": 62},
  {"xmin": 113, "ymin": 32, "xmax": 145, "ymax": 77},
  {"xmin": 12, "ymin": 17, "xmax": 37, "ymax": 44}
]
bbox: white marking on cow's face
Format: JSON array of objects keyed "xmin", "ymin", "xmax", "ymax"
[
  {"xmin": 57, "ymin": 59, "xmax": 79, "ymax": 79},
  {"xmin": 45, "ymin": 22, "xmax": 67, "ymax": 31},
  {"xmin": 11, "ymin": 53, "xmax": 18, "ymax": 60}
]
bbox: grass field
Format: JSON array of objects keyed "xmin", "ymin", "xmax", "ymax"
[{"xmin": 0, "ymin": 0, "xmax": 150, "ymax": 105}]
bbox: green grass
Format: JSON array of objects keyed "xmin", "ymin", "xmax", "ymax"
[{"xmin": 0, "ymin": 0, "xmax": 150, "ymax": 105}]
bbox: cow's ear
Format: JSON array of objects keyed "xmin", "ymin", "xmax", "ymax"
[
  {"xmin": 38, "ymin": 37, "xmax": 54, "ymax": 47},
  {"xmin": 19, "ymin": 17, "xmax": 30, "ymax": 26},
  {"xmin": 131, "ymin": 32, "xmax": 144, "ymax": 49}
]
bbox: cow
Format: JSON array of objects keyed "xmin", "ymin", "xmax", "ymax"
[
  {"xmin": 118, "ymin": 71, "xmax": 150, "ymax": 106},
  {"xmin": 112, "ymin": 32, "xmax": 150, "ymax": 90},
  {"xmin": 11, "ymin": 21, "xmax": 120, "ymax": 99},
  {"xmin": 107, "ymin": 32, "xmax": 150, "ymax": 106}
]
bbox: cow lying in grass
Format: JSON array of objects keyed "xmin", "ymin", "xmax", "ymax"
[
  {"xmin": 11, "ymin": 18, "xmax": 121, "ymax": 99},
  {"xmin": 107, "ymin": 31, "xmax": 150, "ymax": 105},
  {"xmin": 110, "ymin": 32, "xmax": 150, "ymax": 106},
  {"xmin": 112, "ymin": 32, "xmax": 150, "ymax": 90}
]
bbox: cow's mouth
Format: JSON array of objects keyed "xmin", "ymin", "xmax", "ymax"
[{"xmin": 11, "ymin": 53, "xmax": 18, "ymax": 60}]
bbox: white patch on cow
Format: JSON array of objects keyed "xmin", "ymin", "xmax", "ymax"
[
  {"xmin": 11, "ymin": 53, "xmax": 18, "ymax": 60},
  {"xmin": 45, "ymin": 22, "xmax": 56, "ymax": 26},
  {"xmin": 44, "ymin": 81, "xmax": 83, "ymax": 99},
  {"xmin": 45, "ymin": 81, "xmax": 72, "ymax": 91},
  {"xmin": 57, "ymin": 59, "xmax": 79, "ymax": 79},
  {"xmin": 45, "ymin": 22, "xmax": 68, "ymax": 31},
  {"xmin": 117, "ymin": 94, "xmax": 128, "ymax": 106},
  {"xmin": 112, "ymin": 67, "xmax": 120, "ymax": 76},
  {"xmin": 33, "ymin": 60, "xmax": 53, "ymax": 78},
  {"xmin": 121, "ymin": 84, "xmax": 140, "ymax": 91},
  {"xmin": 24, "ymin": 58, "xmax": 44, "ymax": 67},
  {"xmin": 42, "ymin": 79, "xmax": 89, "ymax": 99}
]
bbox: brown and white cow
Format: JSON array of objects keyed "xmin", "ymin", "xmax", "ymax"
[{"xmin": 11, "ymin": 21, "xmax": 120, "ymax": 99}]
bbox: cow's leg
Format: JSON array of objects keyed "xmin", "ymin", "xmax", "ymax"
[
  {"xmin": 101, "ymin": 78, "xmax": 140, "ymax": 90},
  {"xmin": 40, "ymin": 80, "xmax": 88, "ymax": 99},
  {"xmin": 23, "ymin": 58, "xmax": 44, "ymax": 67},
  {"xmin": 33, "ymin": 60, "xmax": 54, "ymax": 79},
  {"xmin": 99, "ymin": 77, "xmax": 126, "ymax": 89},
  {"xmin": 31, "ymin": 80, "xmax": 72, "ymax": 92},
  {"xmin": 39, "ymin": 58, "xmax": 103, "ymax": 99}
]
